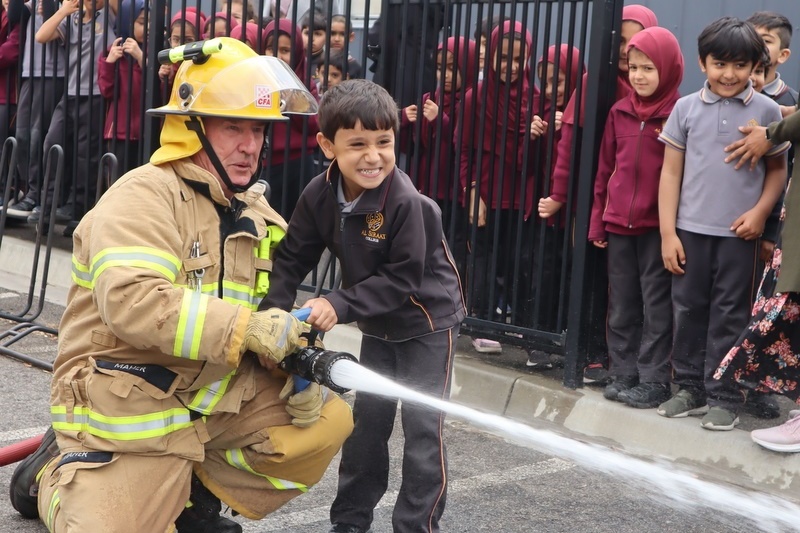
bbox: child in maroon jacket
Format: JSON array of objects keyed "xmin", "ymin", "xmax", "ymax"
[
  {"xmin": 98, "ymin": 0, "xmax": 144, "ymax": 179},
  {"xmin": 400, "ymin": 36, "xmax": 476, "ymax": 232},
  {"xmin": 262, "ymin": 19, "xmax": 320, "ymax": 219},
  {"xmin": 0, "ymin": 0, "xmax": 19, "ymax": 145},
  {"xmin": 458, "ymin": 21, "xmax": 543, "ymax": 354},
  {"xmin": 588, "ymin": 27, "xmax": 684, "ymax": 408}
]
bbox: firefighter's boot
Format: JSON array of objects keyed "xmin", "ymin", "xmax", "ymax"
[
  {"xmin": 175, "ymin": 474, "xmax": 242, "ymax": 533},
  {"xmin": 9, "ymin": 427, "xmax": 60, "ymax": 519}
]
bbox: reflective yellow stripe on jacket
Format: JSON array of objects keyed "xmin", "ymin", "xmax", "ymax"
[
  {"xmin": 72, "ymin": 246, "xmax": 182, "ymax": 289},
  {"xmin": 51, "ymin": 405, "xmax": 194, "ymax": 441},
  {"xmin": 186, "ymin": 370, "xmax": 236, "ymax": 415},
  {"xmin": 225, "ymin": 448, "xmax": 308, "ymax": 492},
  {"xmin": 173, "ymin": 289, "xmax": 210, "ymax": 359}
]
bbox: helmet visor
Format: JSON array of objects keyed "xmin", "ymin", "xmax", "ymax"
[{"xmin": 153, "ymin": 55, "xmax": 318, "ymax": 120}]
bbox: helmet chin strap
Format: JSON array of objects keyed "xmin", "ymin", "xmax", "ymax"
[{"xmin": 186, "ymin": 116, "xmax": 264, "ymax": 194}]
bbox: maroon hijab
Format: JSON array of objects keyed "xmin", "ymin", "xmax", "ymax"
[
  {"xmin": 435, "ymin": 36, "xmax": 477, "ymax": 110},
  {"xmin": 263, "ymin": 19, "xmax": 309, "ymax": 82},
  {"xmin": 561, "ymin": 4, "xmax": 658, "ymax": 126},
  {"xmin": 627, "ymin": 26, "xmax": 683, "ymax": 122},
  {"xmin": 481, "ymin": 20, "xmax": 534, "ymax": 151},
  {"xmin": 538, "ymin": 44, "xmax": 584, "ymax": 111}
]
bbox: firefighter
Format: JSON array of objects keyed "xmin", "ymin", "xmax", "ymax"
[{"xmin": 9, "ymin": 37, "xmax": 353, "ymax": 532}]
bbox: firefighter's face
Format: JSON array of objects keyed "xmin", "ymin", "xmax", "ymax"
[{"xmin": 193, "ymin": 117, "xmax": 265, "ymax": 197}]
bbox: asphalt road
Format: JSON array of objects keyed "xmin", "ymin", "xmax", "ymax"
[{"xmin": 0, "ymin": 289, "xmax": 782, "ymax": 533}]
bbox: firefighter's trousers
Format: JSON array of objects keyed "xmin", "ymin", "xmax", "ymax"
[{"xmin": 36, "ymin": 358, "xmax": 353, "ymax": 532}]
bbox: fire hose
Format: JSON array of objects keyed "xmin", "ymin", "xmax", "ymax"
[{"xmin": 0, "ymin": 308, "xmax": 356, "ymax": 467}]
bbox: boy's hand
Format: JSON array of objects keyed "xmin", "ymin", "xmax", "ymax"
[
  {"xmin": 538, "ymin": 196, "xmax": 562, "ymax": 218},
  {"xmin": 731, "ymin": 209, "xmax": 766, "ymax": 241},
  {"xmin": 422, "ymin": 99, "xmax": 438, "ymax": 122},
  {"xmin": 301, "ymin": 298, "xmax": 339, "ymax": 332},
  {"xmin": 724, "ymin": 125, "xmax": 771, "ymax": 171},
  {"xmin": 530, "ymin": 115, "xmax": 548, "ymax": 139},
  {"xmin": 106, "ymin": 38, "xmax": 123, "ymax": 62},
  {"xmin": 661, "ymin": 233, "xmax": 685, "ymax": 275},
  {"xmin": 59, "ymin": 0, "xmax": 80, "ymax": 16},
  {"xmin": 468, "ymin": 188, "xmax": 487, "ymax": 227},
  {"xmin": 404, "ymin": 104, "xmax": 417, "ymax": 123},
  {"xmin": 760, "ymin": 239, "xmax": 775, "ymax": 263},
  {"xmin": 122, "ymin": 38, "xmax": 143, "ymax": 64}
]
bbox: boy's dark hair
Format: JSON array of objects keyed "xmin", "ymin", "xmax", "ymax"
[
  {"xmin": 747, "ymin": 11, "xmax": 793, "ymax": 50},
  {"xmin": 316, "ymin": 48, "xmax": 349, "ymax": 76},
  {"xmin": 318, "ymin": 79, "xmax": 399, "ymax": 140},
  {"xmin": 474, "ymin": 14, "xmax": 502, "ymax": 41},
  {"xmin": 698, "ymin": 17, "xmax": 766, "ymax": 66},
  {"xmin": 300, "ymin": 7, "xmax": 327, "ymax": 31}
]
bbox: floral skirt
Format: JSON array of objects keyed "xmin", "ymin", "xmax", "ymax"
[{"xmin": 715, "ymin": 244, "xmax": 800, "ymax": 403}]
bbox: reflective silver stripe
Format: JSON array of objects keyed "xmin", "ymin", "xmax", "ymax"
[
  {"xmin": 91, "ymin": 247, "xmax": 181, "ymax": 282},
  {"xmin": 225, "ymin": 448, "xmax": 308, "ymax": 492},
  {"xmin": 51, "ymin": 406, "xmax": 193, "ymax": 440},
  {"xmin": 71, "ymin": 256, "xmax": 93, "ymax": 288},
  {"xmin": 173, "ymin": 289, "xmax": 209, "ymax": 360},
  {"xmin": 187, "ymin": 370, "xmax": 235, "ymax": 415}
]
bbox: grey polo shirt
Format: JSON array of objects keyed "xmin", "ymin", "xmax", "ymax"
[
  {"xmin": 57, "ymin": 9, "xmax": 116, "ymax": 97},
  {"xmin": 659, "ymin": 81, "xmax": 790, "ymax": 237},
  {"xmin": 20, "ymin": 5, "xmax": 65, "ymax": 79}
]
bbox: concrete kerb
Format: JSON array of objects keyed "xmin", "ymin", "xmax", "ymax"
[{"xmin": 3, "ymin": 234, "xmax": 800, "ymax": 504}]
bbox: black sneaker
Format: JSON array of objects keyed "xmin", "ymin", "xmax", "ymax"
[
  {"xmin": 618, "ymin": 382, "xmax": 671, "ymax": 409},
  {"xmin": 744, "ymin": 392, "xmax": 781, "ymax": 419},
  {"xmin": 175, "ymin": 475, "xmax": 242, "ymax": 533},
  {"xmin": 603, "ymin": 375, "xmax": 638, "ymax": 401},
  {"xmin": 6, "ymin": 197, "xmax": 37, "ymax": 218},
  {"xmin": 9, "ymin": 427, "xmax": 60, "ymax": 519},
  {"xmin": 27, "ymin": 205, "xmax": 71, "ymax": 224},
  {"xmin": 583, "ymin": 363, "xmax": 611, "ymax": 386},
  {"xmin": 526, "ymin": 349, "xmax": 553, "ymax": 370},
  {"xmin": 329, "ymin": 524, "xmax": 373, "ymax": 533}
]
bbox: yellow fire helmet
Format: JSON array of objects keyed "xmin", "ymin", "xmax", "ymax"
[{"xmin": 149, "ymin": 37, "xmax": 317, "ymax": 169}]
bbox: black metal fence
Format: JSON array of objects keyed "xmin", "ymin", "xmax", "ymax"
[{"xmin": 0, "ymin": 0, "xmax": 625, "ymax": 387}]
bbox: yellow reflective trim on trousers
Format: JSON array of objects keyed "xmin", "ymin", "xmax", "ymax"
[
  {"xmin": 46, "ymin": 488, "xmax": 59, "ymax": 532},
  {"xmin": 50, "ymin": 405, "xmax": 193, "ymax": 441},
  {"xmin": 224, "ymin": 448, "xmax": 308, "ymax": 492},
  {"xmin": 173, "ymin": 289, "xmax": 209, "ymax": 360},
  {"xmin": 186, "ymin": 370, "xmax": 236, "ymax": 415}
]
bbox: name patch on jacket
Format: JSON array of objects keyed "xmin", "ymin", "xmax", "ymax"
[
  {"xmin": 362, "ymin": 213, "xmax": 386, "ymax": 243},
  {"xmin": 57, "ymin": 451, "xmax": 113, "ymax": 469},
  {"xmin": 95, "ymin": 360, "xmax": 177, "ymax": 393}
]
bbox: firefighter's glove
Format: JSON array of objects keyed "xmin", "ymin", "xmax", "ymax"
[
  {"xmin": 279, "ymin": 376, "xmax": 325, "ymax": 428},
  {"xmin": 243, "ymin": 308, "xmax": 302, "ymax": 366}
]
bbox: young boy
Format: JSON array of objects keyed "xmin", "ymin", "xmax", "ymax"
[
  {"xmin": 31, "ymin": 0, "xmax": 116, "ymax": 224},
  {"xmin": 300, "ymin": 7, "xmax": 326, "ymax": 64},
  {"xmin": 314, "ymin": 46, "xmax": 348, "ymax": 93},
  {"xmin": 658, "ymin": 17, "xmax": 790, "ymax": 431},
  {"xmin": 262, "ymin": 79, "xmax": 465, "ymax": 533}
]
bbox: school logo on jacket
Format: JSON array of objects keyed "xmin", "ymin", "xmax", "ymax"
[{"xmin": 362, "ymin": 212, "xmax": 386, "ymax": 243}]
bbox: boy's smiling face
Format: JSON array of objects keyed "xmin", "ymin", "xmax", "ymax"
[
  {"xmin": 317, "ymin": 122, "xmax": 396, "ymax": 201},
  {"xmin": 699, "ymin": 54, "xmax": 753, "ymax": 99}
]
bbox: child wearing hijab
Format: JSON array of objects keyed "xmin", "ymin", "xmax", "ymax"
[
  {"xmin": 588, "ymin": 27, "xmax": 683, "ymax": 408},
  {"xmin": 521, "ymin": 43, "xmax": 584, "ymax": 365},
  {"xmin": 400, "ymin": 36, "xmax": 476, "ymax": 232},
  {"xmin": 229, "ymin": 21, "xmax": 260, "ymax": 51},
  {"xmin": 204, "ymin": 11, "xmax": 238, "ymax": 38},
  {"xmin": 98, "ymin": 0, "xmax": 145, "ymax": 178},
  {"xmin": 263, "ymin": 19, "xmax": 320, "ymax": 219},
  {"xmin": 536, "ymin": 4, "xmax": 657, "ymax": 379},
  {"xmin": 458, "ymin": 21, "xmax": 541, "ymax": 353},
  {"xmin": 158, "ymin": 8, "xmax": 206, "ymax": 86}
]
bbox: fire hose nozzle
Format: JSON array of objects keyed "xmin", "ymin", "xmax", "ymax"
[{"xmin": 279, "ymin": 346, "xmax": 357, "ymax": 395}]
